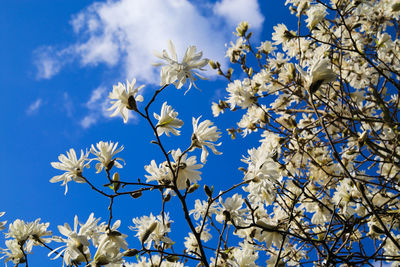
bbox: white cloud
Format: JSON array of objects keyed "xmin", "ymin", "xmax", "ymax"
[
  {"xmin": 33, "ymin": 47, "xmax": 73, "ymax": 79},
  {"xmin": 80, "ymin": 86, "xmax": 110, "ymax": 128},
  {"xmin": 213, "ymin": 0, "xmax": 264, "ymax": 30},
  {"xmin": 35, "ymin": 0, "xmax": 265, "ymax": 83},
  {"xmin": 81, "ymin": 115, "xmax": 98, "ymax": 129},
  {"xmin": 26, "ymin": 98, "xmax": 43, "ymax": 115},
  {"xmin": 63, "ymin": 92, "xmax": 74, "ymax": 118}
]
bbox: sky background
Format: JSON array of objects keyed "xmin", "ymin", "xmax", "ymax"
[{"xmin": 0, "ymin": 0, "xmax": 296, "ymax": 265}]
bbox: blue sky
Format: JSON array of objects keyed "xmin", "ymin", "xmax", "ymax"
[{"xmin": 0, "ymin": 0, "xmax": 295, "ymax": 265}]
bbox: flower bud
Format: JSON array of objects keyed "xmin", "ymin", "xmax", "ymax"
[
  {"xmin": 107, "ymin": 229, "xmax": 122, "ymax": 236},
  {"xmin": 392, "ymin": 2, "xmax": 400, "ymax": 12},
  {"xmin": 164, "ymin": 194, "xmax": 171, "ymax": 202},
  {"xmin": 188, "ymin": 183, "xmax": 200, "ymax": 193},
  {"xmin": 166, "ymin": 255, "xmax": 180, "ymax": 262},
  {"xmin": 371, "ymin": 224, "xmax": 385, "ymax": 234},
  {"xmin": 238, "ymin": 167, "xmax": 247, "ymax": 173},
  {"xmin": 235, "ymin": 21, "xmax": 249, "ymax": 37},
  {"xmin": 124, "ymin": 249, "xmax": 139, "ymax": 257},
  {"xmin": 246, "ymin": 32, "xmax": 252, "ymax": 39},
  {"xmin": 112, "ymin": 172, "xmax": 120, "ymax": 192},
  {"xmin": 209, "ymin": 60, "xmax": 218, "ymax": 69},
  {"xmin": 127, "ymin": 95, "xmax": 138, "ymax": 111},
  {"xmin": 247, "ymin": 67, "xmax": 253, "ymax": 77},
  {"xmin": 130, "ymin": 191, "xmax": 143, "ymax": 199},
  {"xmin": 255, "ymin": 220, "xmax": 277, "ymax": 231},
  {"xmin": 223, "ymin": 210, "xmax": 231, "ymax": 221},
  {"xmin": 358, "ymin": 131, "xmax": 368, "ymax": 145},
  {"xmin": 227, "ymin": 68, "xmax": 233, "ymax": 79},
  {"xmin": 141, "ymin": 222, "xmax": 157, "ymax": 244},
  {"xmin": 204, "ymin": 185, "xmax": 213, "ymax": 198}
]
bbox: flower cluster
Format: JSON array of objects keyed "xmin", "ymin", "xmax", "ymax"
[
  {"xmin": 1, "ymin": 218, "xmax": 51, "ymax": 264},
  {"xmin": 50, "ymin": 141, "xmax": 124, "ymax": 194},
  {"xmin": 145, "ymin": 148, "xmax": 202, "ymax": 190},
  {"xmin": 51, "ymin": 213, "xmax": 127, "ymax": 266}
]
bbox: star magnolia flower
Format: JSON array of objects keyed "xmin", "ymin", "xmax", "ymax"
[
  {"xmin": 227, "ymin": 242, "xmax": 259, "ymax": 267},
  {"xmin": 91, "ymin": 220, "xmax": 127, "ymax": 266},
  {"xmin": 130, "ymin": 213, "xmax": 173, "ymax": 249},
  {"xmin": 153, "ymin": 40, "xmax": 208, "ymax": 92},
  {"xmin": 191, "ymin": 116, "xmax": 222, "ymax": 164},
  {"xmin": 6, "ymin": 218, "xmax": 52, "ymax": 245},
  {"xmin": 144, "ymin": 160, "xmax": 172, "ymax": 185},
  {"xmin": 90, "ymin": 141, "xmax": 124, "ymax": 173},
  {"xmin": 272, "ymin": 23, "xmax": 295, "ymax": 45},
  {"xmin": 0, "ymin": 212, "xmax": 6, "ymax": 231},
  {"xmin": 51, "ymin": 214, "xmax": 100, "ymax": 266},
  {"xmin": 154, "ymin": 102, "xmax": 184, "ymax": 137},
  {"xmin": 91, "ymin": 238, "xmax": 124, "ymax": 266},
  {"xmin": 226, "ymin": 37, "xmax": 248, "ymax": 62},
  {"xmin": 296, "ymin": 57, "xmax": 336, "ymax": 93},
  {"xmin": 96, "ymin": 220, "xmax": 128, "ymax": 250},
  {"xmin": 0, "ymin": 239, "xmax": 25, "ymax": 264},
  {"xmin": 171, "ymin": 149, "xmax": 202, "ymax": 190},
  {"xmin": 257, "ymin": 40, "xmax": 276, "ymax": 54},
  {"xmin": 108, "ymin": 79, "xmax": 144, "ymax": 123},
  {"xmin": 305, "ymin": 4, "xmax": 327, "ymax": 29},
  {"xmin": 216, "ymin": 194, "xmax": 245, "ymax": 224},
  {"xmin": 50, "ymin": 149, "xmax": 89, "ymax": 195},
  {"xmin": 190, "ymin": 199, "xmax": 217, "ymax": 221},
  {"xmin": 184, "ymin": 224, "xmax": 211, "ymax": 255}
]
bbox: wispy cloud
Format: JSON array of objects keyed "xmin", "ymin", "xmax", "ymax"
[
  {"xmin": 34, "ymin": 0, "xmax": 264, "ymax": 83},
  {"xmin": 62, "ymin": 92, "xmax": 74, "ymax": 118},
  {"xmin": 26, "ymin": 98, "xmax": 43, "ymax": 115},
  {"xmin": 33, "ymin": 46, "xmax": 73, "ymax": 79},
  {"xmin": 80, "ymin": 86, "xmax": 109, "ymax": 128},
  {"xmin": 213, "ymin": 0, "xmax": 264, "ymax": 30}
]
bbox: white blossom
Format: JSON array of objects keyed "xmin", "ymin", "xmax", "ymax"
[
  {"xmin": 226, "ymin": 79, "xmax": 256, "ymax": 110},
  {"xmin": 130, "ymin": 213, "xmax": 173, "ymax": 249},
  {"xmin": 184, "ymin": 225, "xmax": 211, "ymax": 255},
  {"xmin": 191, "ymin": 116, "xmax": 222, "ymax": 164},
  {"xmin": 108, "ymin": 79, "xmax": 144, "ymax": 123},
  {"xmin": 50, "ymin": 148, "xmax": 89, "ymax": 194},
  {"xmin": 144, "ymin": 160, "xmax": 172, "ymax": 185},
  {"xmin": 296, "ymin": 57, "xmax": 336, "ymax": 93},
  {"xmin": 305, "ymin": 4, "xmax": 327, "ymax": 29},
  {"xmin": 154, "ymin": 40, "xmax": 208, "ymax": 91},
  {"xmin": 90, "ymin": 141, "xmax": 124, "ymax": 173},
  {"xmin": 190, "ymin": 199, "xmax": 217, "ymax": 221},
  {"xmin": 272, "ymin": 23, "xmax": 295, "ymax": 45},
  {"xmin": 6, "ymin": 218, "xmax": 51, "ymax": 246},
  {"xmin": 257, "ymin": 40, "xmax": 276, "ymax": 54},
  {"xmin": 171, "ymin": 149, "xmax": 202, "ymax": 190},
  {"xmin": 154, "ymin": 102, "xmax": 184, "ymax": 137},
  {"xmin": 91, "ymin": 221, "xmax": 127, "ymax": 266},
  {"xmin": 0, "ymin": 239, "xmax": 25, "ymax": 264},
  {"xmin": 226, "ymin": 37, "xmax": 249, "ymax": 62},
  {"xmin": 0, "ymin": 212, "xmax": 6, "ymax": 231},
  {"xmin": 50, "ymin": 214, "xmax": 100, "ymax": 266}
]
